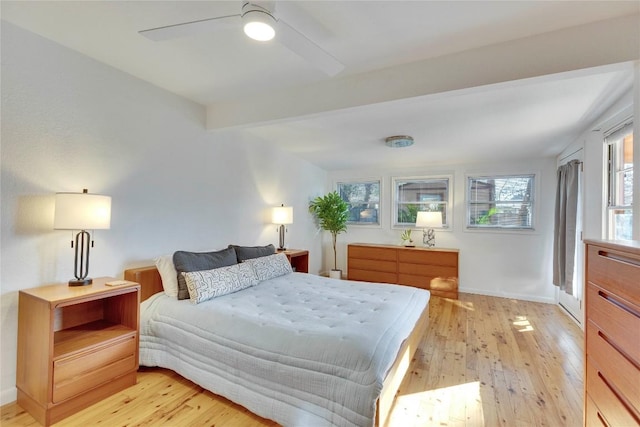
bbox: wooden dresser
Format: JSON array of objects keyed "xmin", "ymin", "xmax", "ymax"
[
  {"xmin": 347, "ymin": 243, "xmax": 459, "ymax": 298},
  {"xmin": 584, "ymin": 239, "xmax": 640, "ymax": 426},
  {"xmin": 17, "ymin": 278, "xmax": 140, "ymax": 426}
]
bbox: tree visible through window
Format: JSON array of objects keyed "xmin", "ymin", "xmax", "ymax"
[
  {"xmin": 337, "ymin": 180, "xmax": 380, "ymax": 225},
  {"xmin": 606, "ymin": 122, "xmax": 633, "ymax": 240},
  {"xmin": 467, "ymin": 175, "xmax": 535, "ymax": 229},
  {"xmin": 393, "ymin": 176, "xmax": 451, "ymax": 227}
]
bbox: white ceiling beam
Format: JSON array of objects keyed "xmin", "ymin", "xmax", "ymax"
[{"xmin": 206, "ymin": 13, "xmax": 640, "ymax": 131}]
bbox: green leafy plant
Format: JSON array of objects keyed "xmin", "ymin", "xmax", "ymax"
[
  {"xmin": 400, "ymin": 229, "xmax": 413, "ymax": 245},
  {"xmin": 477, "ymin": 207, "xmax": 498, "ymax": 225},
  {"xmin": 398, "ymin": 203, "xmax": 419, "ymax": 223},
  {"xmin": 309, "ymin": 191, "xmax": 349, "ymax": 271}
]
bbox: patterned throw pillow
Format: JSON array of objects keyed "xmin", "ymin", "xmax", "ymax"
[
  {"xmin": 173, "ymin": 247, "xmax": 238, "ymax": 300},
  {"xmin": 183, "ymin": 262, "xmax": 259, "ymax": 304},
  {"xmin": 244, "ymin": 252, "xmax": 293, "ymax": 281}
]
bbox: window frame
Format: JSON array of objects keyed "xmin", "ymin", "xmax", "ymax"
[
  {"xmin": 465, "ymin": 173, "xmax": 537, "ymax": 232},
  {"xmin": 605, "ymin": 120, "xmax": 633, "ymax": 240},
  {"xmin": 335, "ymin": 178, "xmax": 382, "ymax": 227},
  {"xmin": 391, "ymin": 175, "xmax": 453, "ymax": 230}
]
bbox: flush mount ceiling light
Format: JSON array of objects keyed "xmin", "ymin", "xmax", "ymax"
[
  {"xmin": 242, "ymin": 3, "xmax": 276, "ymax": 41},
  {"xmin": 385, "ymin": 135, "xmax": 414, "ymax": 148}
]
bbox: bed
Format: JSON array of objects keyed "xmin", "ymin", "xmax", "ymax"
[{"xmin": 124, "ymin": 254, "xmax": 429, "ymax": 427}]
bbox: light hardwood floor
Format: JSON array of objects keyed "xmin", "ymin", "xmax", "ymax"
[{"xmin": 2, "ymin": 293, "xmax": 584, "ymax": 426}]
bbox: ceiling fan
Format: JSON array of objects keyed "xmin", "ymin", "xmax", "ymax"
[{"xmin": 139, "ymin": 1, "xmax": 344, "ymax": 76}]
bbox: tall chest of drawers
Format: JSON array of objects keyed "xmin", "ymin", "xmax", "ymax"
[
  {"xmin": 584, "ymin": 239, "xmax": 640, "ymax": 426},
  {"xmin": 347, "ymin": 243, "xmax": 459, "ymax": 299}
]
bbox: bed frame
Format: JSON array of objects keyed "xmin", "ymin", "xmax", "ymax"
[{"xmin": 124, "ymin": 265, "xmax": 429, "ymax": 427}]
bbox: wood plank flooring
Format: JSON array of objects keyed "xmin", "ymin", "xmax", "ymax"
[{"xmin": 2, "ymin": 293, "xmax": 584, "ymax": 426}]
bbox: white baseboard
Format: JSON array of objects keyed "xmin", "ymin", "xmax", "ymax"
[
  {"xmin": 459, "ymin": 287, "xmax": 555, "ymax": 304},
  {"xmin": 1, "ymin": 386, "xmax": 17, "ymax": 406}
]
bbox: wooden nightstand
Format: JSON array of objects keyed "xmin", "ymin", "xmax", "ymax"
[
  {"xmin": 278, "ymin": 249, "xmax": 309, "ymax": 273},
  {"xmin": 16, "ymin": 277, "xmax": 140, "ymax": 426}
]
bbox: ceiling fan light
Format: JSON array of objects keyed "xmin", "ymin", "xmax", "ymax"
[
  {"xmin": 243, "ymin": 20, "xmax": 275, "ymax": 41},
  {"xmin": 242, "ymin": 4, "xmax": 276, "ymax": 41}
]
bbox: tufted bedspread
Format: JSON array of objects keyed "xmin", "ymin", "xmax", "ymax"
[{"xmin": 139, "ymin": 272, "xmax": 430, "ymax": 427}]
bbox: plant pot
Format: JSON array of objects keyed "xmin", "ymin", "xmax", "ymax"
[{"xmin": 329, "ymin": 269, "xmax": 342, "ymax": 280}]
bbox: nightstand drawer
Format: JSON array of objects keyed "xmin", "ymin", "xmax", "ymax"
[{"xmin": 53, "ymin": 335, "xmax": 136, "ymax": 402}]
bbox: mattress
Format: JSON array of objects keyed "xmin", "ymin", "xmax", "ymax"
[{"xmin": 140, "ymin": 272, "xmax": 430, "ymax": 427}]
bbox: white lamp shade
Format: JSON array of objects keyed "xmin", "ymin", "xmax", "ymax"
[
  {"xmin": 416, "ymin": 211, "xmax": 442, "ymax": 228},
  {"xmin": 272, "ymin": 206, "xmax": 293, "ymax": 225},
  {"xmin": 54, "ymin": 192, "xmax": 111, "ymax": 230}
]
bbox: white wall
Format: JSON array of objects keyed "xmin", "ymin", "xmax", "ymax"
[
  {"xmin": 0, "ymin": 22, "xmax": 326, "ymax": 404},
  {"xmin": 328, "ymin": 157, "xmax": 557, "ymax": 303},
  {"xmin": 560, "ymin": 92, "xmax": 634, "ymax": 241}
]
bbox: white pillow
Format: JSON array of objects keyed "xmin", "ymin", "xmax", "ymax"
[
  {"xmin": 183, "ymin": 262, "xmax": 259, "ymax": 304},
  {"xmin": 154, "ymin": 255, "xmax": 178, "ymax": 298},
  {"xmin": 244, "ymin": 252, "xmax": 293, "ymax": 281}
]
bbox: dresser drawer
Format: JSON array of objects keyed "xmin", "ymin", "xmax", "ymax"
[
  {"xmin": 349, "ymin": 258, "xmax": 396, "ymax": 273},
  {"xmin": 587, "ymin": 245, "xmax": 640, "ymax": 307},
  {"xmin": 585, "ymin": 394, "xmax": 608, "ymax": 426},
  {"xmin": 53, "ymin": 335, "xmax": 136, "ymax": 402},
  {"xmin": 398, "ymin": 262, "xmax": 457, "ymax": 278},
  {"xmin": 587, "ymin": 321, "xmax": 640, "ymax": 414},
  {"xmin": 586, "ymin": 361, "xmax": 640, "ymax": 426},
  {"xmin": 349, "ymin": 246, "xmax": 397, "ymax": 261},
  {"xmin": 397, "ymin": 249, "xmax": 457, "ymax": 266},
  {"xmin": 348, "ymin": 269, "xmax": 397, "ymax": 284},
  {"xmin": 587, "ymin": 283, "xmax": 640, "ymax": 366}
]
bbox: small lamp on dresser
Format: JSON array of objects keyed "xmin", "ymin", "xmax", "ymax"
[
  {"xmin": 416, "ymin": 211, "xmax": 442, "ymax": 248},
  {"xmin": 54, "ymin": 189, "xmax": 111, "ymax": 286},
  {"xmin": 272, "ymin": 204, "xmax": 293, "ymax": 250}
]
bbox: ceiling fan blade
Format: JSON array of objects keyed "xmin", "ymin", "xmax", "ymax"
[
  {"xmin": 275, "ymin": 19, "xmax": 344, "ymax": 76},
  {"xmin": 139, "ymin": 15, "xmax": 240, "ymax": 41}
]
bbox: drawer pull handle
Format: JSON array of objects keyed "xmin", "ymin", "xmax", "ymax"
[
  {"xmin": 597, "ymin": 290, "xmax": 640, "ymax": 319},
  {"xmin": 597, "ymin": 250, "xmax": 640, "ymax": 268},
  {"xmin": 596, "ymin": 411, "xmax": 609, "ymax": 426},
  {"xmin": 597, "ymin": 371, "xmax": 640, "ymax": 424},
  {"xmin": 596, "ymin": 330, "xmax": 640, "ymax": 371}
]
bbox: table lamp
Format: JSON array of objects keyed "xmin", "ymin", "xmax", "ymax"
[
  {"xmin": 272, "ymin": 204, "xmax": 293, "ymax": 250},
  {"xmin": 54, "ymin": 189, "xmax": 111, "ymax": 286},
  {"xmin": 416, "ymin": 211, "xmax": 442, "ymax": 248}
]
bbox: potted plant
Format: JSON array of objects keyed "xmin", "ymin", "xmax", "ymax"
[
  {"xmin": 309, "ymin": 191, "xmax": 349, "ymax": 279},
  {"xmin": 400, "ymin": 229, "xmax": 414, "ymax": 247}
]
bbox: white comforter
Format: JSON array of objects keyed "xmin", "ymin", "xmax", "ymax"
[{"xmin": 140, "ymin": 272, "xmax": 430, "ymax": 427}]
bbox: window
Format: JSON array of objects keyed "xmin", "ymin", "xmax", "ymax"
[
  {"xmin": 393, "ymin": 176, "xmax": 451, "ymax": 227},
  {"xmin": 606, "ymin": 121, "xmax": 633, "ymax": 240},
  {"xmin": 337, "ymin": 180, "xmax": 380, "ymax": 225},
  {"xmin": 467, "ymin": 174, "xmax": 535, "ymax": 229}
]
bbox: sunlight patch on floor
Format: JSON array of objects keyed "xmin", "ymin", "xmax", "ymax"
[
  {"xmin": 391, "ymin": 381, "xmax": 484, "ymax": 427},
  {"xmin": 443, "ymin": 298, "xmax": 476, "ymax": 311},
  {"xmin": 513, "ymin": 315, "xmax": 534, "ymax": 332}
]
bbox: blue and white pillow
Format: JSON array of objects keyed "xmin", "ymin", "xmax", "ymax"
[
  {"xmin": 183, "ymin": 262, "xmax": 259, "ymax": 304},
  {"xmin": 244, "ymin": 252, "xmax": 293, "ymax": 281}
]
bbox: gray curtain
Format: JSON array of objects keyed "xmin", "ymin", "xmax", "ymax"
[{"xmin": 553, "ymin": 160, "xmax": 581, "ymax": 295}]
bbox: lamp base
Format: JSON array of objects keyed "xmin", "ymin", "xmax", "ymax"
[{"xmin": 68, "ymin": 278, "xmax": 92, "ymax": 286}]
